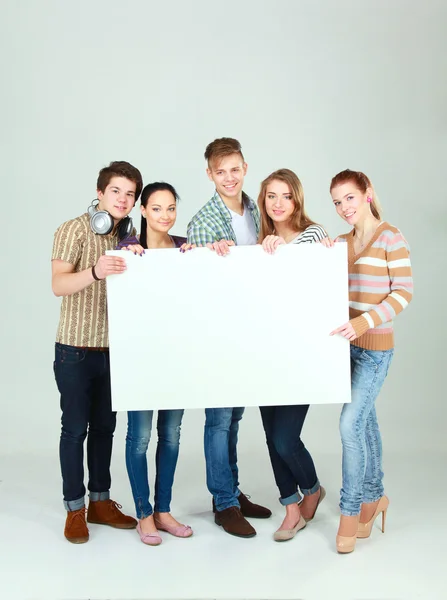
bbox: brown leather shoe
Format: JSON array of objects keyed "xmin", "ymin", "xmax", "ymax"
[
  {"xmin": 212, "ymin": 492, "xmax": 272, "ymax": 519},
  {"xmin": 64, "ymin": 508, "xmax": 89, "ymax": 544},
  {"xmin": 87, "ymin": 499, "xmax": 137, "ymax": 529},
  {"xmin": 238, "ymin": 493, "xmax": 272, "ymax": 519},
  {"xmin": 215, "ymin": 507, "xmax": 256, "ymax": 538}
]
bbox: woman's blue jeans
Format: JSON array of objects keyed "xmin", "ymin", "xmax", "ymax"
[
  {"xmin": 340, "ymin": 345, "xmax": 394, "ymax": 516},
  {"xmin": 260, "ymin": 404, "xmax": 320, "ymax": 505},
  {"xmin": 125, "ymin": 409, "xmax": 184, "ymax": 518}
]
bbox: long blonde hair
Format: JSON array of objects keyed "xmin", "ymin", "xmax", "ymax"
[
  {"xmin": 257, "ymin": 169, "xmax": 318, "ymax": 242},
  {"xmin": 330, "ymin": 169, "xmax": 382, "ymax": 219}
]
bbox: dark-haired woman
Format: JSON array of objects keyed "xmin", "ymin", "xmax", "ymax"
[{"xmin": 116, "ymin": 182, "xmax": 192, "ymax": 546}]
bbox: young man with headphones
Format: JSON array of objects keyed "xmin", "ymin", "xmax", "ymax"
[{"xmin": 51, "ymin": 161, "xmax": 143, "ymax": 543}]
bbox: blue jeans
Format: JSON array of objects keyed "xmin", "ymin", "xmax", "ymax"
[
  {"xmin": 260, "ymin": 405, "xmax": 320, "ymax": 505},
  {"xmin": 204, "ymin": 407, "xmax": 244, "ymax": 511},
  {"xmin": 340, "ymin": 345, "xmax": 394, "ymax": 516},
  {"xmin": 53, "ymin": 343, "xmax": 115, "ymax": 511},
  {"xmin": 125, "ymin": 409, "xmax": 184, "ymax": 518}
]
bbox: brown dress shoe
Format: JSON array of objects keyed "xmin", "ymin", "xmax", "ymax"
[
  {"xmin": 215, "ymin": 507, "xmax": 256, "ymax": 538},
  {"xmin": 65, "ymin": 508, "xmax": 89, "ymax": 544},
  {"xmin": 212, "ymin": 493, "xmax": 272, "ymax": 519},
  {"xmin": 87, "ymin": 500, "xmax": 137, "ymax": 529},
  {"xmin": 237, "ymin": 493, "xmax": 272, "ymax": 519}
]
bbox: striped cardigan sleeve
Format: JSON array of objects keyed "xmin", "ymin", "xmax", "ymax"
[{"xmin": 350, "ymin": 230, "xmax": 413, "ymax": 337}]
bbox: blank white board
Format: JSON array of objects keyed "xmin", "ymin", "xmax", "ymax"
[{"xmin": 106, "ymin": 244, "xmax": 351, "ymax": 411}]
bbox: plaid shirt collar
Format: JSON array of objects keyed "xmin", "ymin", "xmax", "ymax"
[{"xmin": 211, "ymin": 190, "xmax": 259, "ymax": 223}]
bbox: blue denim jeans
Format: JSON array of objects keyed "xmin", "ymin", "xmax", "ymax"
[
  {"xmin": 53, "ymin": 343, "xmax": 116, "ymax": 511},
  {"xmin": 340, "ymin": 345, "xmax": 394, "ymax": 516},
  {"xmin": 260, "ymin": 404, "xmax": 320, "ymax": 505},
  {"xmin": 125, "ymin": 409, "xmax": 184, "ymax": 518},
  {"xmin": 204, "ymin": 407, "xmax": 244, "ymax": 511}
]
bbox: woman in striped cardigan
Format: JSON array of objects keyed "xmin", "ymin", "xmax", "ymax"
[{"xmin": 322, "ymin": 169, "xmax": 413, "ymax": 554}]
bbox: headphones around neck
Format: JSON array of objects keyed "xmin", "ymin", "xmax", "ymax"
[{"xmin": 88, "ymin": 200, "xmax": 133, "ymax": 241}]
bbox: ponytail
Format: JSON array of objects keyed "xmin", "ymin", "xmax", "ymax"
[{"xmin": 139, "ymin": 214, "xmax": 147, "ymax": 249}]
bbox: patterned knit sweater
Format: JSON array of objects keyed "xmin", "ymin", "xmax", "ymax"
[{"xmin": 338, "ymin": 222, "xmax": 413, "ymax": 351}]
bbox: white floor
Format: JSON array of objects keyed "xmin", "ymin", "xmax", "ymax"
[{"xmin": 1, "ymin": 448, "xmax": 446, "ymax": 600}]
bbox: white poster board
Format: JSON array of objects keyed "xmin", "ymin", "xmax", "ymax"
[{"xmin": 106, "ymin": 244, "xmax": 351, "ymax": 411}]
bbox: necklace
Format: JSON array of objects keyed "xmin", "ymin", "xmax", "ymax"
[{"xmin": 354, "ymin": 221, "xmax": 382, "ymax": 252}]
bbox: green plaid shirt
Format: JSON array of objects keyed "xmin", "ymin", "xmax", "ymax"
[{"xmin": 187, "ymin": 191, "xmax": 260, "ymax": 245}]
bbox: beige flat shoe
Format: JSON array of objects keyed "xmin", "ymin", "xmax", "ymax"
[
  {"xmin": 273, "ymin": 514, "xmax": 306, "ymax": 542},
  {"xmin": 303, "ymin": 486, "xmax": 326, "ymax": 523}
]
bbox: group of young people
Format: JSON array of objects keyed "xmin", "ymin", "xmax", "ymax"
[{"xmin": 51, "ymin": 137, "xmax": 413, "ymax": 554}]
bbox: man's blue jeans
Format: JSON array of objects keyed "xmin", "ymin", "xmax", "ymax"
[
  {"xmin": 204, "ymin": 407, "xmax": 244, "ymax": 511},
  {"xmin": 54, "ymin": 343, "xmax": 115, "ymax": 511},
  {"xmin": 126, "ymin": 409, "xmax": 184, "ymax": 518},
  {"xmin": 340, "ymin": 345, "xmax": 394, "ymax": 516}
]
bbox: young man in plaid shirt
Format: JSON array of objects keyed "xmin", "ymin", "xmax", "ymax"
[{"xmin": 187, "ymin": 138, "xmax": 272, "ymax": 537}]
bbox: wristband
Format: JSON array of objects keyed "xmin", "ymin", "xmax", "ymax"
[{"xmin": 92, "ymin": 265, "xmax": 101, "ymax": 281}]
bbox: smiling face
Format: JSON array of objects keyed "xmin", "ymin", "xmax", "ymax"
[
  {"xmin": 206, "ymin": 153, "xmax": 247, "ymax": 201},
  {"xmin": 141, "ymin": 189, "xmax": 177, "ymax": 233},
  {"xmin": 331, "ymin": 182, "xmax": 373, "ymax": 226},
  {"xmin": 97, "ymin": 176, "xmax": 136, "ymax": 223},
  {"xmin": 264, "ymin": 179, "xmax": 296, "ymax": 224}
]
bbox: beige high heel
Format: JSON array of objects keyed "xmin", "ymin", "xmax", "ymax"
[
  {"xmin": 357, "ymin": 496, "xmax": 389, "ymax": 539},
  {"xmin": 273, "ymin": 514, "xmax": 306, "ymax": 542},
  {"xmin": 336, "ymin": 534, "xmax": 357, "ymax": 554},
  {"xmin": 336, "ymin": 515, "xmax": 359, "ymax": 554}
]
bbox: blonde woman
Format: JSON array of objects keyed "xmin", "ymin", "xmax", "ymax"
[{"xmin": 257, "ymin": 169, "xmax": 327, "ymax": 541}]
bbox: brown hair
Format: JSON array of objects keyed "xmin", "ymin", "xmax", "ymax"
[
  {"xmin": 258, "ymin": 169, "xmax": 318, "ymax": 242},
  {"xmin": 97, "ymin": 161, "xmax": 143, "ymax": 202},
  {"xmin": 330, "ymin": 169, "xmax": 382, "ymax": 220},
  {"xmin": 204, "ymin": 137, "xmax": 244, "ymax": 168}
]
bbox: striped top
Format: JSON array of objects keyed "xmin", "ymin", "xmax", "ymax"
[
  {"xmin": 289, "ymin": 224, "xmax": 327, "ymax": 244},
  {"xmin": 338, "ymin": 222, "xmax": 413, "ymax": 351},
  {"xmin": 52, "ymin": 212, "xmax": 136, "ymax": 348}
]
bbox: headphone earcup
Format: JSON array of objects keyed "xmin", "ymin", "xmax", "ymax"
[
  {"xmin": 90, "ymin": 210, "xmax": 114, "ymax": 235},
  {"xmin": 117, "ymin": 216, "xmax": 133, "ymax": 241}
]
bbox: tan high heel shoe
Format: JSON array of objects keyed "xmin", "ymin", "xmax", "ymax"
[
  {"xmin": 336, "ymin": 515, "xmax": 359, "ymax": 554},
  {"xmin": 336, "ymin": 534, "xmax": 357, "ymax": 554},
  {"xmin": 357, "ymin": 496, "xmax": 389, "ymax": 539}
]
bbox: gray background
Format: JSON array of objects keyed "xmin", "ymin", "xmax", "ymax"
[
  {"xmin": 1, "ymin": 2, "xmax": 446, "ymax": 599},
  {"xmin": 1, "ymin": 1, "xmax": 445, "ymax": 469}
]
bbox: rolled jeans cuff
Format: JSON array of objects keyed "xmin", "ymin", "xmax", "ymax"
[
  {"xmin": 280, "ymin": 492, "xmax": 301, "ymax": 506},
  {"xmin": 301, "ymin": 479, "xmax": 320, "ymax": 496},
  {"xmin": 64, "ymin": 497, "xmax": 85, "ymax": 512},
  {"xmin": 89, "ymin": 491, "xmax": 110, "ymax": 502}
]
